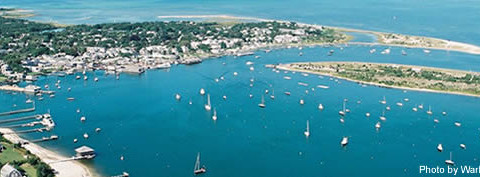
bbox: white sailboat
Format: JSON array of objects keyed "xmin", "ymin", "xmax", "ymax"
[
  {"xmin": 205, "ymin": 94, "xmax": 211, "ymax": 111},
  {"xmin": 175, "ymin": 94, "xmax": 181, "ymax": 101},
  {"xmin": 375, "ymin": 122, "xmax": 381, "ymax": 129},
  {"xmin": 379, "ymin": 111, "xmax": 387, "ymax": 121},
  {"xmin": 299, "ymin": 99, "xmax": 305, "ymax": 105},
  {"xmin": 318, "ymin": 104, "xmax": 324, "ymax": 110},
  {"xmin": 258, "ymin": 95, "xmax": 266, "ymax": 108},
  {"xmin": 437, "ymin": 144, "xmax": 443, "ymax": 152},
  {"xmin": 454, "ymin": 122, "xmax": 461, "ymax": 127},
  {"xmin": 339, "ymin": 100, "xmax": 346, "ymax": 116},
  {"xmin": 304, "ymin": 120, "xmax": 310, "ymax": 138},
  {"xmin": 200, "ymin": 88, "xmax": 205, "ymax": 95},
  {"xmin": 427, "ymin": 106, "xmax": 433, "ymax": 115},
  {"xmin": 270, "ymin": 90, "xmax": 275, "ymax": 99},
  {"xmin": 445, "ymin": 152, "xmax": 454, "ymax": 166},
  {"xmin": 212, "ymin": 108, "xmax": 217, "ymax": 121},
  {"xmin": 380, "ymin": 96, "xmax": 387, "ymax": 104},
  {"xmin": 193, "ymin": 153, "xmax": 207, "ymax": 175},
  {"xmin": 341, "ymin": 136, "xmax": 349, "ymax": 146}
]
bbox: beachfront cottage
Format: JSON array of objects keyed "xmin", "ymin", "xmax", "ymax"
[{"xmin": 0, "ymin": 164, "xmax": 22, "ymax": 177}]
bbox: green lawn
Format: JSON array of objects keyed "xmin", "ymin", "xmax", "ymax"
[
  {"xmin": 21, "ymin": 163, "xmax": 38, "ymax": 177},
  {"xmin": 0, "ymin": 142, "xmax": 26, "ymax": 163},
  {"xmin": 0, "ymin": 76, "xmax": 6, "ymax": 82}
]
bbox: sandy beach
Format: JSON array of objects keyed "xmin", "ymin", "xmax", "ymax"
[
  {"xmin": 275, "ymin": 63, "xmax": 480, "ymax": 98},
  {"xmin": 0, "ymin": 128, "xmax": 95, "ymax": 177}
]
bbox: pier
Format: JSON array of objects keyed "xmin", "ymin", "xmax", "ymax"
[
  {"xmin": 11, "ymin": 127, "xmax": 50, "ymax": 134},
  {"xmin": 30, "ymin": 135, "xmax": 59, "ymax": 143},
  {"xmin": 0, "ymin": 121, "xmax": 42, "ymax": 128},
  {"xmin": 0, "ymin": 102, "xmax": 36, "ymax": 116},
  {"xmin": 0, "ymin": 114, "xmax": 42, "ymax": 124}
]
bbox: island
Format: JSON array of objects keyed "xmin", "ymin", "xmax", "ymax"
[{"xmin": 275, "ymin": 62, "xmax": 480, "ymax": 97}]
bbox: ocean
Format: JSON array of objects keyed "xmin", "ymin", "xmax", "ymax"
[{"xmin": 1, "ymin": 0, "xmax": 480, "ymax": 176}]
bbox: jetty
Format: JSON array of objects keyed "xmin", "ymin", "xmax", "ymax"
[
  {"xmin": 0, "ymin": 104, "xmax": 36, "ymax": 117},
  {"xmin": 0, "ymin": 114, "xmax": 42, "ymax": 124}
]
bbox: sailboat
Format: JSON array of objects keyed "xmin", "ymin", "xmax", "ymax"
[
  {"xmin": 204, "ymin": 94, "xmax": 211, "ymax": 111},
  {"xmin": 193, "ymin": 153, "xmax": 207, "ymax": 175},
  {"xmin": 304, "ymin": 120, "xmax": 310, "ymax": 138},
  {"xmin": 258, "ymin": 95, "xmax": 266, "ymax": 108},
  {"xmin": 338, "ymin": 100, "xmax": 346, "ymax": 116},
  {"xmin": 341, "ymin": 136, "xmax": 349, "ymax": 146},
  {"xmin": 200, "ymin": 88, "xmax": 205, "ymax": 95},
  {"xmin": 418, "ymin": 104, "xmax": 424, "ymax": 109},
  {"xmin": 375, "ymin": 122, "xmax": 381, "ymax": 129},
  {"xmin": 412, "ymin": 106, "xmax": 418, "ymax": 112},
  {"xmin": 380, "ymin": 96, "xmax": 387, "ymax": 104},
  {"xmin": 379, "ymin": 111, "xmax": 387, "ymax": 121},
  {"xmin": 212, "ymin": 109, "xmax": 217, "ymax": 121},
  {"xmin": 270, "ymin": 90, "xmax": 275, "ymax": 99},
  {"xmin": 318, "ymin": 104, "xmax": 324, "ymax": 110},
  {"xmin": 445, "ymin": 152, "xmax": 454, "ymax": 166},
  {"xmin": 427, "ymin": 106, "xmax": 433, "ymax": 115},
  {"xmin": 437, "ymin": 144, "xmax": 443, "ymax": 152}
]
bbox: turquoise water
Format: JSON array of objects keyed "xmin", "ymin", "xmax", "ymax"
[{"xmin": 1, "ymin": 0, "xmax": 480, "ymax": 176}]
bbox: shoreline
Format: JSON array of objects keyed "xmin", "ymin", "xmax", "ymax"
[
  {"xmin": 275, "ymin": 63, "xmax": 480, "ymax": 99},
  {"xmin": 156, "ymin": 14, "xmax": 480, "ymax": 55},
  {"xmin": 0, "ymin": 128, "xmax": 96, "ymax": 177}
]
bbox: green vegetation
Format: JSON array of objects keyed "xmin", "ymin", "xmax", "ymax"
[
  {"xmin": 0, "ymin": 136, "xmax": 55, "ymax": 177},
  {"xmin": 288, "ymin": 62, "xmax": 480, "ymax": 96}
]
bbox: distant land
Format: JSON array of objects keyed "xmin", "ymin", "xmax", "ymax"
[
  {"xmin": 158, "ymin": 15, "xmax": 480, "ymax": 55},
  {"xmin": 275, "ymin": 62, "xmax": 480, "ymax": 97}
]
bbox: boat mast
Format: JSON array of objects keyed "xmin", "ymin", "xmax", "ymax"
[
  {"xmin": 194, "ymin": 153, "xmax": 201, "ymax": 171},
  {"xmin": 207, "ymin": 94, "xmax": 211, "ymax": 106},
  {"xmin": 306, "ymin": 120, "xmax": 310, "ymax": 132}
]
